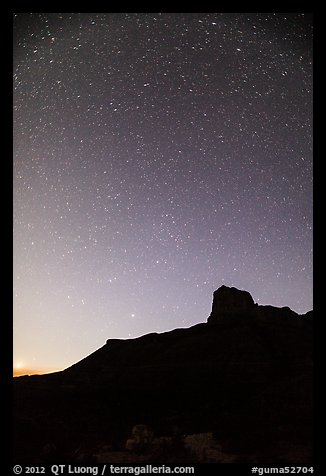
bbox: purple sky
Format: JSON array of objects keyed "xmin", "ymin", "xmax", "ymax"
[{"xmin": 13, "ymin": 12, "xmax": 313, "ymax": 371}]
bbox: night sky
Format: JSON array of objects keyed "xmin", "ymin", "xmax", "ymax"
[{"xmin": 13, "ymin": 12, "xmax": 313, "ymax": 373}]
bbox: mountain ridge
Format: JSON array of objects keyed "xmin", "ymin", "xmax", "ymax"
[{"xmin": 13, "ymin": 285, "xmax": 313, "ymax": 464}]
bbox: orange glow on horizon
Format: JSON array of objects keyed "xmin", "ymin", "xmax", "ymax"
[{"xmin": 13, "ymin": 367, "xmax": 63, "ymax": 377}]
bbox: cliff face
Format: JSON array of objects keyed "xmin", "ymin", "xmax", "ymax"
[
  {"xmin": 13, "ymin": 285, "xmax": 313, "ymax": 464},
  {"xmin": 207, "ymin": 285, "xmax": 257, "ymax": 322},
  {"xmin": 208, "ymin": 285, "xmax": 311, "ymax": 323}
]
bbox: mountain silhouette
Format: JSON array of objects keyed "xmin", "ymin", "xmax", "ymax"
[{"xmin": 13, "ymin": 285, "xmax": 313, "ymax": 464}]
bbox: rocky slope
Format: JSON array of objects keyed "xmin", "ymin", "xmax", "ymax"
[{"xmin": 13, "ymin": 285, "xmax": 313, "ymax": 463}]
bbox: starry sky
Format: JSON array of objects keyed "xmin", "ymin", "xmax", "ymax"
[{"xmin": 13, "ymin": 12, "xmax": 313, "ymax": 373}]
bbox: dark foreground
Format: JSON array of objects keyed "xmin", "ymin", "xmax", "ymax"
[{"xmin": 13, "ymin": 286, "xmax": 313, "ymax": 464}]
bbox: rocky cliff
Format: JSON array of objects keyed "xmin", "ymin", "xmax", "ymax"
[{"xmin": 13, "ymin": 286, "xmax": 313, "ymax": 464}]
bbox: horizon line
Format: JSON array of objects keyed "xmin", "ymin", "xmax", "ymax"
[{"xmin": 13, "ymin": 367, "xmax": 64, "ymax": 377}]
